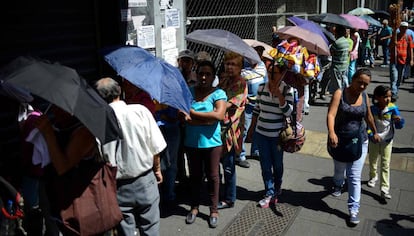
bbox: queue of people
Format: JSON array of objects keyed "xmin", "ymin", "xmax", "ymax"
[{"xmin": 0, "ymin": 17, "xmax": 410, "ymax": 234}]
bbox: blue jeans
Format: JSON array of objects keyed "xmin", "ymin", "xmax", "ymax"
[
  {"xmin": 160, "ymin": 125, "xmax": 181, "ymax": 201},
  {"xmin": 348, "ymin": 60, "xmax": 357, "ymax": 83},
  {"xmin": 117, "ymin": 171, "xmax": 160, "ymax": 236},
  {"xmin": 239, "ymin": 103, "xmax": 259, "ymax": 160},
  {"xmin": 256, "ymin": 133, "xmax": 284, "ymax": 197},
  {"xmin": 221, "ymin": 148, "xmax": 237, "ymax": 203},
  {"xmin": 333, "ymin": 140, "xmax": 368, "ymax": 214},
  {"xmin": 389, "ymin": 63, "xmax": 405, "ymax": 97}
]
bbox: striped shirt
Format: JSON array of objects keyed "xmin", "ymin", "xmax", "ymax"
[
  {"xmin": 253, "ymin": 81, "xmax": 294, "ymax": 137},
  {"xmin": 331, "ymin": 36, "xmax": 350, "ymax": 71}
]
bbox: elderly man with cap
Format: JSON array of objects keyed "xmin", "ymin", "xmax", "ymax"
[
  {"xmin": 176, "ymin": 49, "xmax": 197, "ymax": 187},
  {"xmin": 379, "ymin": 19, "xmax": 393, "ymax": 67},
  {"xmin": 178, "ymin": 49, "xmax": 197, "ymax": 86},
  {"xmin": 389, "ymin": 21, "xmax": 414, "ymax": 102}
]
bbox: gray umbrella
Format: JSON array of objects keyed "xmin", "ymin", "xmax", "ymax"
[
  {"xmin": 309, "ymin": 13, "xmax": 353, "ymax": 28},
  {"xmin": 1, "ymin": 56, "xmax": 121, "ymax": 144},
  {"xmin": 185, "ymin": 29, "xmax": 262, "ymax": 64}
]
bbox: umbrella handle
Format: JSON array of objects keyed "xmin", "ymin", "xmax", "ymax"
[{"xmin": 43, "ymin": 103, "xmax": 52, "ymax": 114}]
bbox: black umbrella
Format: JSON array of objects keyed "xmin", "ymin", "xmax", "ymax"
[
  {"xmin": 309, "ymin": 13, "xmax": 353, "ymax": 28},
  {"xmin": 0, "ymin": 56, "xmax": 121, "ymax": 144},
  {"xmin": 373, "ymin": 10, "xmax": 390, "ymax": 19}
]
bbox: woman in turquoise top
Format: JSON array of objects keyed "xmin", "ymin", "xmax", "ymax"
[{"xmin": 183, "ymin": 60, "xmax": 227, "ymax": 228}]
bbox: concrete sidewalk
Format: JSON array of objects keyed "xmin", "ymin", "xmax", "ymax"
[
  {"xmin": 159, "ymin": 64, "xmax": 414, "ymax": 235},
  {"xmin": 159, "ymin": 152, "xmax": 414, "ymax": 236}
]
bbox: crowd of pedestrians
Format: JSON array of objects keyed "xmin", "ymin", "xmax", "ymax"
[{"xmin": 1, "ymin": 7, "xmax": 413, "ymax": 235}]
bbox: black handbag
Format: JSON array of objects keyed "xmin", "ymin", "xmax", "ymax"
[{"xmin": 327, "ymin": 126, "xmax": 363, "ymax": 162}]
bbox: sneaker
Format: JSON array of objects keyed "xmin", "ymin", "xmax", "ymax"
[
  {"xmin": 331, "ymin": 186, "xmax": 342, "ymax": 197},
  {"xmin": 367, "ymin": 178, "xmax": 377, "ymax": 188},
  {"xmin": 236, "ymin": 159, "xmax": 250, "ymax": 168},
  {"xmin": 349, "ymin": 212, "xmax": 360, "ymax": 225},
  {"xmin": 381, "ymin": 191, "xmax": 392, "ymax": 199},
  {"xmin": 259, "ymin": 195, "xmax": 277, "ymax": 208}
]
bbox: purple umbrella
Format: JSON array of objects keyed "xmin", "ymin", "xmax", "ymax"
[
  {"xmin": 288, "ymin": 16, "xmax": 334, "ymax": 44},
  {"xmin": 340, "ymin": 14, "xmax": 369, "ymax": 30}
]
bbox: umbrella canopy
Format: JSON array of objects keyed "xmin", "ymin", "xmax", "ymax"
[
  {"xmin": 348, "ymin": 7, "xmax": 375, "ymax": 16},
  {"xmin": 0, "ymin": 81, "xmax": 33, "ymax": 102},
  {"xmin": 359, "ymin": 15, "xmax": 382, "ymax": 28},
  {"xmin": 276, "ymin": 26, "xmax": 330, "ymax": 56},
  {"xmin": 103, "ymin": 46, "xmax": 193, "ymax": 113},
  {"xmin": 243, "ymin": 39, "xmax": 273, "ymax": 60},
  {"xmin": 340, "ymin": 14, "xmax": 369, "ymax": 30},
  {"xmin": 287, "ymin": 16, "xmax": 332, "ymax": 44},
  {"xmin": 373, "ymin": 10, "xmax": 390, "ymax": 19},
  {"xmin": 309, "ymin": 13, "xmax": 353, "ymax": 28},
  {"xmin": 0, "ymin": 56, "xmax": 121, "ymax": 144},
  {"xmin": 185, "ymin": 29, "xmax": 262, "ymax": 64}
]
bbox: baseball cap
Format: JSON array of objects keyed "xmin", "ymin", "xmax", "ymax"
[
  {"xmin": 382, "ymin": 19, "xmax": 388, "ymax": 24},
  {"xmin": 195, "ymin": 51, "xmax": 211, "ymax": 62},
  {"xmin": 178, "ymin": 49, "xmax": 195, "ymax": 60},
  {"xmin": 400, "ymin": 21, "xmax": 409, "ymax": 27}
]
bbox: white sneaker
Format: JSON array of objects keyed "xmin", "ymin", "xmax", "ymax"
[
  {"xmin": 367, "ymin": 178, "xmax": 377, "ymax": 188},
  {"xmin": 259, "ymin": 195, "xmax": 277, "ymax": 208},
  {"xmin": 381, "ymin": 191, "xmax": 392, "ymax": 199}
]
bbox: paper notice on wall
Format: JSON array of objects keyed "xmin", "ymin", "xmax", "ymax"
[
  {"xmin": 163, "ymin": 48, "xmax": 179, "ymax": 66},
  {"xmin": 137, "ymin": 25, "xmax": 155, "ymax": 49},
  {"xmin": 161, "ymin": 27, "xmax": 176, "ymax": 50},
  {"xmin": 165, "ymin": 8, "xmax": 180, "ymax": 28},
  {"xmin": 159, "ymin": 0, "xmax": 171, "ymax": 10},
  {"xmin": 132, "ymin": 15, "xmax": 146, "ymax": 30},
  {"xmin": 129, "ymin": 0, "xmax": 147, "ymax": 8},
  {"xmin": 121, "ymin": 9, "xmax": 132, "ymax": 22}
]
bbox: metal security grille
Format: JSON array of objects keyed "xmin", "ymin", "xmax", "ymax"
[
  {"xmin": 185, "ymin": 0, "xmax": 319, "ymax": 66},
  {"xmin": 219, "ymin": 202, "xmax": 301, "ymax": 236}
]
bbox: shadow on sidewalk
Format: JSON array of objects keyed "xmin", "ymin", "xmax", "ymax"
[
  {"xmin": 277, "ymin": 176, "xmax": 352, "ymax": 226},
  {"xmin": 373, "ymin": 213, "xmax": 414, "ymax": 235}
]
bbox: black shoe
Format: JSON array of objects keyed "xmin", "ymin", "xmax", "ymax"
[
  {"xmin": 209, "ymin": 216, "xmax": 218, "ymax": 228},
  {"xmin": 217, "ymin": 201, "xmax": 234, "ymax": 210},
  {"xmin": 391, "ymin": 95, "xmax": 398, "ymax": 103},
  {"xmin": 185, "ymin": 210, "xmax": 198, "ymax": 224},
  {"xmin": 236, "ymin": 159, "xmax": 250, "ymax": 168}
]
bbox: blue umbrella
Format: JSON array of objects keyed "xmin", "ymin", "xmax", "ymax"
[
  {"xmin": 103, "ymin": 46, "xmax": 193, "ymax": 113},
  {"xmin": 288, "ymin": 16, "xmax": 334, "ymax": 44},
  {"xmin": 359, "ymin": 15, "xmax": 382, "ymax": 28}
]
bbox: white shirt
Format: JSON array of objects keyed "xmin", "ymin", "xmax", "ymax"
[{"xmin": 103, "ymin": 100, "xmax": 166, "ymax": 179}]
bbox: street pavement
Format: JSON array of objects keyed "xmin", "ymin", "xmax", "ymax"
[{"xmin": 159, "ymin": 61, "xmax": 414, "ymax": 236}]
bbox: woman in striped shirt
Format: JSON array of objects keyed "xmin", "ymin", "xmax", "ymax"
[{"xmin": 247, "ymin": 61, "xmax": 294, "ymax": 208}]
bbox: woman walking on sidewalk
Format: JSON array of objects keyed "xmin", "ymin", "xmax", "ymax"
[{"xmin": 326, "ymin": 68, "xmax": 380, "ymax": 225}]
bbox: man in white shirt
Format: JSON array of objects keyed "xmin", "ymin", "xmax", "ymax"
[{"xmin": 96, "ymin": 77, "xmax": 166, "ymax": 236}]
